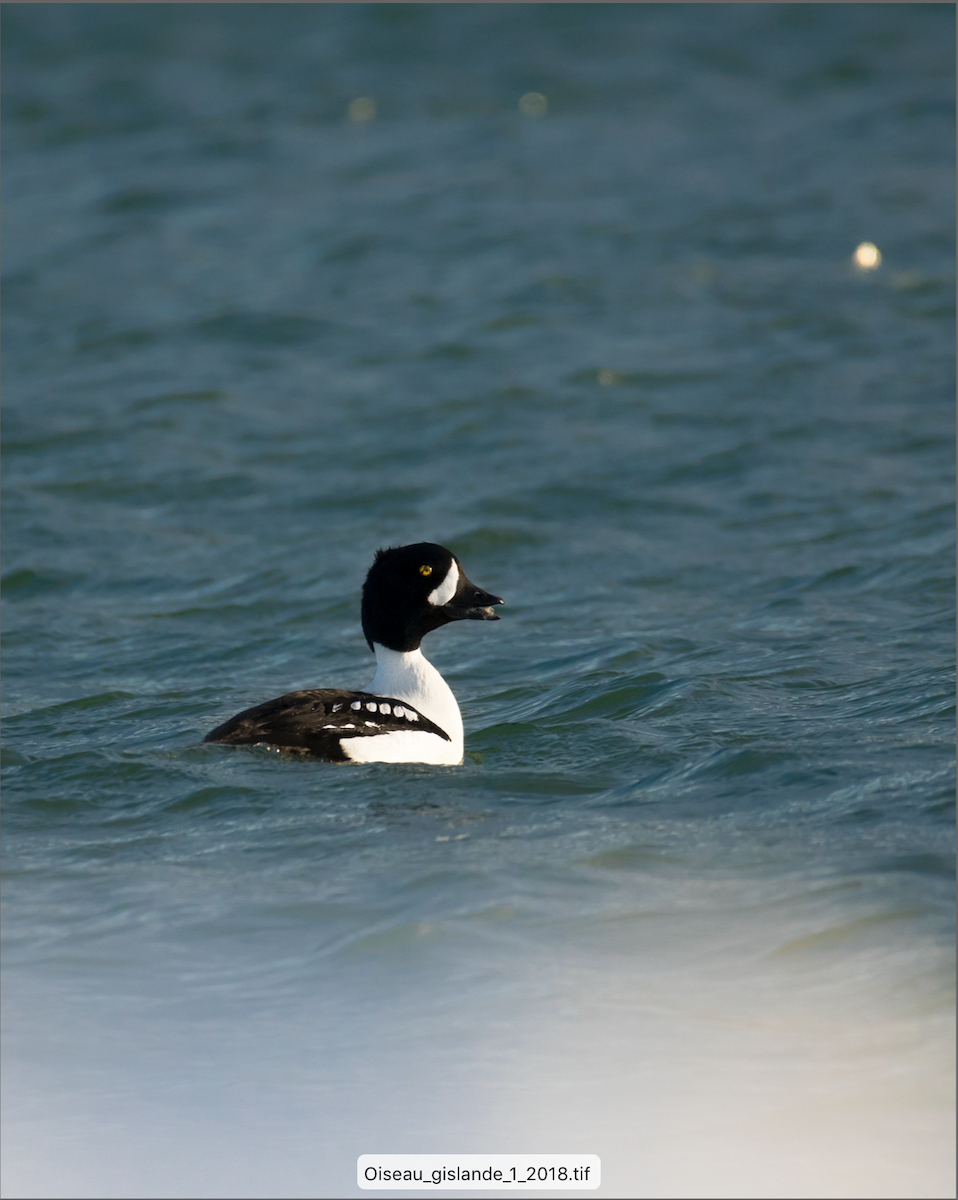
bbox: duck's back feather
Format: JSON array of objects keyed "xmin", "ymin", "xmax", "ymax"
[{"xmin": 203, "ymin": 689, "xmax": 450, "ymax": 761}]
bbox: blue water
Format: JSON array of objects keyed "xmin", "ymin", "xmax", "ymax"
[{"xmin": 2, "ymin": 5, "xmax": 955, "ymax": 1198}]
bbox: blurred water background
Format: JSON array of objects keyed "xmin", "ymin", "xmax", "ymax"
[{"xmin": 2, "ymin": 5, "xmax": 955, "ymax": 1198}]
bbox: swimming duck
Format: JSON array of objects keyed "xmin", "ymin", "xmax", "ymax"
[{"xmin": 203, "ymin": 542, "xmax": 503, "ymax": 764}]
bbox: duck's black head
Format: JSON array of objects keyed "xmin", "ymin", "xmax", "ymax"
[{"xmin": 361, "ymin": 542, "xmax": 504, "ymax": 652}]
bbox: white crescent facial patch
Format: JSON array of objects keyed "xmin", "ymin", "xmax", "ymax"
[{"xmin": 427, "ymin": 560, "xmax": 459, "ymax": 606}]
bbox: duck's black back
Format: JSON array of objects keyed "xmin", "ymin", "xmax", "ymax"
[{"xmin": 203, "ymin": 688, "xmax": 450, "ymax": 761}]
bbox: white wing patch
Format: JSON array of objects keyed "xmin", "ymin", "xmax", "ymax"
[{"xmin": 427, "ymin": 560, "xmax": 459, "ymax": 606}]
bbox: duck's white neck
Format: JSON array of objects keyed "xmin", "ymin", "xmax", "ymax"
[{"xmin": 367, "ymin": 644, "xmax": 463, "ymax": 753}]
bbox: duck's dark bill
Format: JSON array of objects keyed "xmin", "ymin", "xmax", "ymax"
[
  {"xmin": 457, "ymin": 604, "xmax": 501, "ymax": 620},
  {"xmin": 442, "ymin": 578, "xmax": 504, "ymax": 621}
]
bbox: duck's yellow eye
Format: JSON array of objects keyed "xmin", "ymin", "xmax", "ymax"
[{"xmin": 419, "ymin": 564, "xmax": 433, "ymax": 576}]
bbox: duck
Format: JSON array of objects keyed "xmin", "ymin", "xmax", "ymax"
[{"xmin": 202, "ymin": 543, "xmax": 504, "ymax": 764}]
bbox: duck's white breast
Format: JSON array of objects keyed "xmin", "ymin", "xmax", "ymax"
[{"xmin": 357, "ymin": 644, "xmax": 464, "ymax": 764}]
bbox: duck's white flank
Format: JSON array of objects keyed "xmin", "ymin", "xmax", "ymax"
[{"xmin": 342, "ymin": 644, "xmax": 464, "ymax": 765}]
